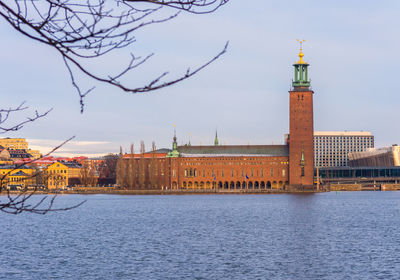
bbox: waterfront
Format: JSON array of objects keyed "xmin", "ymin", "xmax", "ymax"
[{"xmin": 1, "ymin": 192, "xmax": 400, "ymax": 279}]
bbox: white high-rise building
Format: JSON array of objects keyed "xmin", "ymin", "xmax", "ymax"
[{"xmin": 314, "ymin": 131, "xmax": 374, "ymax": 167}]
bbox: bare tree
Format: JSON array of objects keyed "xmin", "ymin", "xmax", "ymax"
[
  {"xmin": 79, "ymin": 161, "xmax": 98, "ymax": 187},
  {"xmin": 0, "ymin": 0, "xmax": 229, "ymax": 112},
  {"xmin": 149, "ymin": 141, "xmax": 156, "ymax": 188},
  {"xmin": 98, "ymin": 153, "xmax": 119, "ymax": 184},
  {"xmin": 116, "ymin": 146, "xmax": 129, "ymax": 188},
  {"xmin": 128, "ymin": 144, "xmax": 136, "ymax": 189},
  {"xmin": 139, "ymin": 141, "xmax": 146, "ymax": 188}
]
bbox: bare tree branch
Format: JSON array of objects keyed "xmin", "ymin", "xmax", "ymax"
[
  {"xmin": 0, "ymin": 0, "xmax": 229, "ymax": 112},
  {"xmin": 0, "ymin": 102, "xmax": 52, "ymax": 133}
]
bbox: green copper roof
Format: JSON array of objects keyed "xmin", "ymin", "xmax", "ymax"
[
  {"xmin": 166, "ymin": 132, "xmax": 179, "ymax": 158},
  {"xmin": 177, "ymin": 145, "xmax": 288, "ymax": 157}
]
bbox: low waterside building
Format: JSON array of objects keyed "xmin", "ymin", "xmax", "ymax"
[
  {"xmin": 348, "ymin": 145, "xmax": 400, "ymax": 167},
  {"xmin": 176, "ymin": 145, "xmax": 289, "ymax": 190},
  {"xmin": 317, "ymin": 166, "xmax": 400, "ymax": 186},
  {"xmin": 117, "ymin": 142, "xmax": 290, "ymax": 190}
]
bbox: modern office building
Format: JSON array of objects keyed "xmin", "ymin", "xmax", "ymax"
[{"xmin": 314, "ymin": 131, "xmax": 374, "ymax": 168}]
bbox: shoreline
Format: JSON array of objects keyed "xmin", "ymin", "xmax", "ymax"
[
  {"xmin": 3, "ymin": 183, "xmax": 399, "ymax": 195},
  {"xmin": 1, "ymin": 188, "xmax": 327, "ymax": 196}
]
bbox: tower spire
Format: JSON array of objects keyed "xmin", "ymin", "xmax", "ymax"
[
  {"xmin": 166, "ymin": 124, "xmax": 179, "ymax": 158},
  {"xmin": 214, "ymin": 130, "xmax": 219, "ymax": 146}
]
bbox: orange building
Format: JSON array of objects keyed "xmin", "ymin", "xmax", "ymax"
[
  {"xmin": 171, "ymin": 145, "xmax": 288, "ymax": 190},
  {"xmin": 44, "ymin": 162, "xmax": 82, "ymax": 189}
]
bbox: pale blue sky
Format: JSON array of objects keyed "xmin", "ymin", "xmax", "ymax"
[{"xmin": 1, "ymin": 0, "xmax": 399, "ymax": 156}]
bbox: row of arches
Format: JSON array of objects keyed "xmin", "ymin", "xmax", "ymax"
[{"xmin": 181, "ymin": 181, "xmax": 287, "ymax": 190}]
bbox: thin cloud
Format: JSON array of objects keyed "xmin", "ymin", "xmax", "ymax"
[{"xmin": 27, "ymin": 138, "xmax": 116, "ymax": 157}]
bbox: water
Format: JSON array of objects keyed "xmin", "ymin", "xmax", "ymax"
[{"xmin": 1, "ymin": 192, "xmax": 400, "ymax": 279}]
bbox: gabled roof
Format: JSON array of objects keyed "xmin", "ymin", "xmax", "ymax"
[
  {"xmin": 0, "ymin": 164, "xmax": 33, "ymax": 170},
  {"xmin": 12, "ymin": 170, "xmax": 29, "ymax": 177},
  {"xmin": 62, "ymin": 162, "xmax": 82, "ymax": 168},
  {"xmin": 177, "ymin": 145, "xmax": 289, "ymax": 157}
]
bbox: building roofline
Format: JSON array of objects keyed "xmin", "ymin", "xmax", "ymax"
[
  {"xmin": 180, "ymin": 153, "xmax": 288, "ymax": 158},
  {"xmin": 314, "ymin": 131, "xmax": 372, "ymax": 136}
]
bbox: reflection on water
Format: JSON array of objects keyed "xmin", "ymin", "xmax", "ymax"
[{"xmin": 0, "ymin": 192, "xmax": 400, "ymax": 279}]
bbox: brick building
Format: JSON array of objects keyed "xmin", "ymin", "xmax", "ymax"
[{"xmin": 117, "ymin": 46, "xmax": 315, "ymax": 190}]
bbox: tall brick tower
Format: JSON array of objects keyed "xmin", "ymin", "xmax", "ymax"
[{"xmin": 288, "ymin": 41, "xmax": 314, "ymax": 188}]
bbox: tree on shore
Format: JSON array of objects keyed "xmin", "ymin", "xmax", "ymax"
[
  {"xmin": 98, "ymin": 154, "xmax": 119, "ymax": 185},
  {"xmin": 79, "ymin": 161, "xmax": 98, "ymax": 187}
]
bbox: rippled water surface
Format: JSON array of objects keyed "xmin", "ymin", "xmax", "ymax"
[{"xmin": 1, "ymin": 192, "xmax": 400, "ymax": 279}]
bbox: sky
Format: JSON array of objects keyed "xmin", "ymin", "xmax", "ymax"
[{"xmin": 1, "ymin": 0, "xmax": 400, "ymax": 156}]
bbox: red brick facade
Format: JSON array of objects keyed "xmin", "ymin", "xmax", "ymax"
[
  {"xmin": 118, "ymin": 154, "xmax": 289, "ymax": 190},
  {"xmin": 172, "ymin": 156, "xmax": 289, "ymax": 190},
  {"xmin": 288, "ymin": 88, "xmax": 314, "ymax": 186}
]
